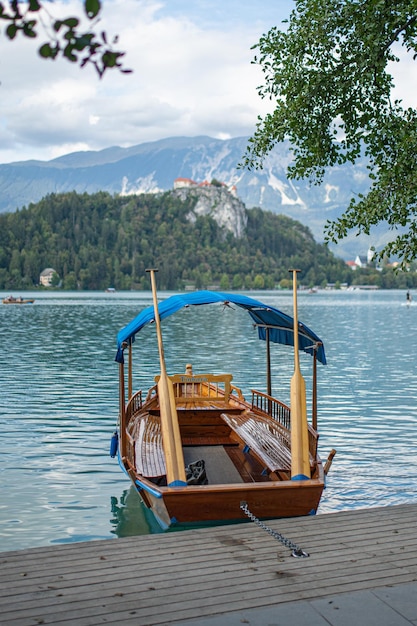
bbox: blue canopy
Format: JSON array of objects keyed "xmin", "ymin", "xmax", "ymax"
[{"xmin": 115, "ymin": 291, "xmax": 326, "ymax": 365}]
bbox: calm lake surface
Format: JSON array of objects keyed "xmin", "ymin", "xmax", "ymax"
[{"xmin": 1, "ymin": 288, "xmax": 417, "ymax": 552}]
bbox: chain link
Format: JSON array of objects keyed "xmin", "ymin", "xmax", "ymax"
[{"xmin": 240, "ymin": 501, "xmax": 309, "ymax": 558}]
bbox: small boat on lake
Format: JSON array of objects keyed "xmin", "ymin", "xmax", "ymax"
[
  {"xmin": 113, "ymin": 269, "xmax": 335, "ymax": 529},
  {"xmin": 2, "ymin": 295, "xmax": 35, "ymax": 305}
]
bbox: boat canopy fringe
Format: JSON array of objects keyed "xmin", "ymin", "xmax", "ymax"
[{"xmin": 115, "ymin": 291, "xmax": 326, "ymax": 365}]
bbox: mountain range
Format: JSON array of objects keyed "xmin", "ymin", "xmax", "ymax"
[{"xmin": 0, "ymin": 135, "xmax": 378, "ymax": 259}]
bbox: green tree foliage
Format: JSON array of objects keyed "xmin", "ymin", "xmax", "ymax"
[
  {"xmin": 0, "ymin": 0, "xmax": 130, "ymax": 77},
  {"xmin": 0, "ymin": 190, "xmax": 357, "ymax": 290},
  {"xmin": 242, "ymin": 1, "xmax": 417, "ymax": 267}
]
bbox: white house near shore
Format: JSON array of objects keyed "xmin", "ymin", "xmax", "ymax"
[{"xmin": 39, "ymin": 268, "xmax": 57, "ymax": 287}]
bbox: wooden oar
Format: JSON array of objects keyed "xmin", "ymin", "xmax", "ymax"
[
  {"xmin": 290, "ymin": 269, "xmax": 311, "ymax": 480},
  {"xmin": 147, "ymin": 269, "xmax": 187, "ymax": 486}
]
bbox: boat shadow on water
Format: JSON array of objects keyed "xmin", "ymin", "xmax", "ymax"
[
  {"xmin": 110, "ymin": 488, "xmax": 164, "ymax": 537},
  {"xmin": 109, "ymin": 486, "xmax": 247, "ymax": 538}
]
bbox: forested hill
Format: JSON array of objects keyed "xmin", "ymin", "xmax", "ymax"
[{"xmin": 0, "ymin": 190, "xmax": 350, "ymax": 290}]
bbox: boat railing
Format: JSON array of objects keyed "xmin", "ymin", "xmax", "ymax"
[
  {"xmin": 125, "ymin": 432, "xmax": 135, "ymax": 471},
  {"xmin": 250, "ymin": 390, "xmax": 291, "ymax": 430},
  {"xmin": 145, "ymin": 384, "xmax": 158, "ymax": 402},
  {"xmin": 125, "ymin": 390, "xmax": 143, "ymax": 427},
  {"xmin": 230, "ymin": 384, "xmax": 245, "ymax": 401},
  {"xmin": 308, "ymin": 426, "xmax": 319, "ymax": 460}
]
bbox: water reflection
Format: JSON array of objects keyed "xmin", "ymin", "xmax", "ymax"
[{"xmin": 110, "ymin": 488, "xmax": 163, "ymax": 537}]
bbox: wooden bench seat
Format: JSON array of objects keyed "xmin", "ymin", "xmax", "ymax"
[
  {"xmin": 220, "ymin": 411, "xmax": 293, "ymax": 474},
  {"xmin": 134, "ymin": 414, "xmax": 166, "ymax": 478},
  {"xmin": 132, "ymin": 414, "xmax": 238, "ymax": 478}
]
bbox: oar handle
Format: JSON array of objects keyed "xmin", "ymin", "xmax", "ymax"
[
  {"xmin": 289, "ymin": 268, "xmax": 310, "ymax": 480},
  {"xmin": 146, "ymin": 269, "xmax": 167, "ymax": 375},
  {"xmin": 289, "ymin": 269, "xmax": 301, "ymax": 364}
]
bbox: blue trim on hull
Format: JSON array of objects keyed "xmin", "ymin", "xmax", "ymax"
[{"xmin": 135, "ymin": 479, "xmax": 163, "ymax": 499}]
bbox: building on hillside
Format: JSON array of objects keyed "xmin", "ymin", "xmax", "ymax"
[
  {"xmin": 346, "ymin": 248, "xmax": 377, "ymax": 270},
  {"xmin": 345, "ymin": 260, "xmax": 358, "ymax": 270},
  {"xmin": 173, "ymin": 178, "xmax": 238, "ymax": 196},
  {"xmin": 40, "ymin": 268, "xmax": 57, "ymax": 287},
  {"xmin": 354, "ymin": 255, "xmax": 369, "ymax": 268},
  {"xmin": 173, "ymin": 177, "xmax": 197, "ymax": 189}
]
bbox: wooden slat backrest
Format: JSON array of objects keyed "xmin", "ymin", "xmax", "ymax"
[
  {"xmin": 154, "ymin": 373, "xmax": 233, "ymax": 403},
  {"xmin": 221, "ymin": 411, "xmax": 292, "ymax": 472}
]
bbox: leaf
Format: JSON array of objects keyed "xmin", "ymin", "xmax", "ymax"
[
  {"xmin": 61, "ymin": 18, "xmax": 79, "ymax": 29},
  {"xmin": 101, "ymin": 50, "xmax": 123, "ymax": 68},
  {"xmin": 38, "ymin": 43, "xmax": 58, "ymax": 59},
  {"xmin": 85, "ymin": 0, "xmax": 101, "ymax": 19},
  {"xmin": 11, "ymin": 0, "xmax": 19, "ymax": 16},
  {"xmin": 63, "ymin": 44, "xmax": 78, "ymax": 63},
  {"xmin": 28, "ymin": 0, "xmax": 41, "ymax": 11},
  {"xmin": 6, "ymin": 23, "xmax": 18, "ymax": 40},
  {"xmin": 23, "ymin": 20, "xmax": 37, "ymax": 38},
  {"xmin": 73, "ymin": 34, "xmax": 94, "ymax": 51}
]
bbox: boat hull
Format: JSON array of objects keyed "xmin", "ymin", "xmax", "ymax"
[
  {"xmin": 133, "ymin": 471, "xmax": 325, "ymax": 529},
  {"xmin": 119, "ymin": 375, "xmax": 327, "ymax": 529}
]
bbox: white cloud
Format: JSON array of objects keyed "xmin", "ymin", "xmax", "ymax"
[
  {"xmin": 389, "ymin": 44, "xmax": 417, "ymax": 108},
  {"xmin": 0, "ymin": 0, "xmax": 281, "ymax": 163},
  {"xmin": 0, "ymin": 0, "xmax": 415, "ymax": 164}
]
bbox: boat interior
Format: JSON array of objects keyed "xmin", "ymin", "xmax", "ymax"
[{"xmin": 124, "ymin": 367, "xmax": 321, "ymax": 486}]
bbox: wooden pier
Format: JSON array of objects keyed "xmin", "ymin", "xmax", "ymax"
[{"xmin": 1, "ymin": 503, "xmax": 417, "ymax": 625}]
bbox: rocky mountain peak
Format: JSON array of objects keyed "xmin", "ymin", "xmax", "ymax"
[{"xmin": 173, "ymin": 185, "xmax": 247, "ymax": 238}]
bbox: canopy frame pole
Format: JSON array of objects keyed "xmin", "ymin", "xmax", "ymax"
[
  {"xmin": 312, "ymin": 345, "xmax": 318, "ymax": 431},
  {"xmin": 266, "ymin": 327, "xmax": 271, "ymax": 397},
  {"xmin": 128, "ymin": 339, "xmax": 133, "ymax": 400},
  {"xmin": 118, "ymin": 356, "xmax": 126, "ymax": 460}
]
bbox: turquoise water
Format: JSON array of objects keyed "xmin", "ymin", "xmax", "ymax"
[{"xmin": 1, "ymin": 289, "xmax": 417, "ymax": 552}]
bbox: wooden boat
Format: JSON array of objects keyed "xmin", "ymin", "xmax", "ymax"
[
  {"xmin": 113, "ymin": 270, "xmax": 335, "ymax": 529},
  {"xmin": 2, "ymin": 295, "xmax": 35, "ymax": 304}
]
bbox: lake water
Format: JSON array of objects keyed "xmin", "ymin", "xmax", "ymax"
[{"xmin": 1, "ymin": 288, "xmax": 417, "ymax": 553}]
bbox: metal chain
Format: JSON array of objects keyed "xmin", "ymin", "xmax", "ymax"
[{"xmin": 240, "ymin": 502, "xmax": 309, "ymax": 558}]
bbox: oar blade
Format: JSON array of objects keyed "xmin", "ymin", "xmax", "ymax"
[
  {"xmin": 289, "ymin": 268, "xmax": 311, "ymax": 481},
  {"xmin": 157, "ymin": 376, "xmax": 187, "ymax": 486},
  {"xmin": 290, "ymin": 371, "xmax": 310, "ymax": 480}
]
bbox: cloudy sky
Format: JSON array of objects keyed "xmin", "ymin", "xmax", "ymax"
[{"xmin": 0, "ymin": 0, "xmax": 414, "ymax": 165}]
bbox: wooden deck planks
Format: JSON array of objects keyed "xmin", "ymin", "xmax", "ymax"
[{"xmin": 1, "ymin": 504, "xmax": 417, "ymax": 625}]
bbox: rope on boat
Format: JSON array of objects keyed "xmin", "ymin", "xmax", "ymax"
[{"xmin": 240, "ymin": 502, "xmax": 309, "ymax": 558}]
